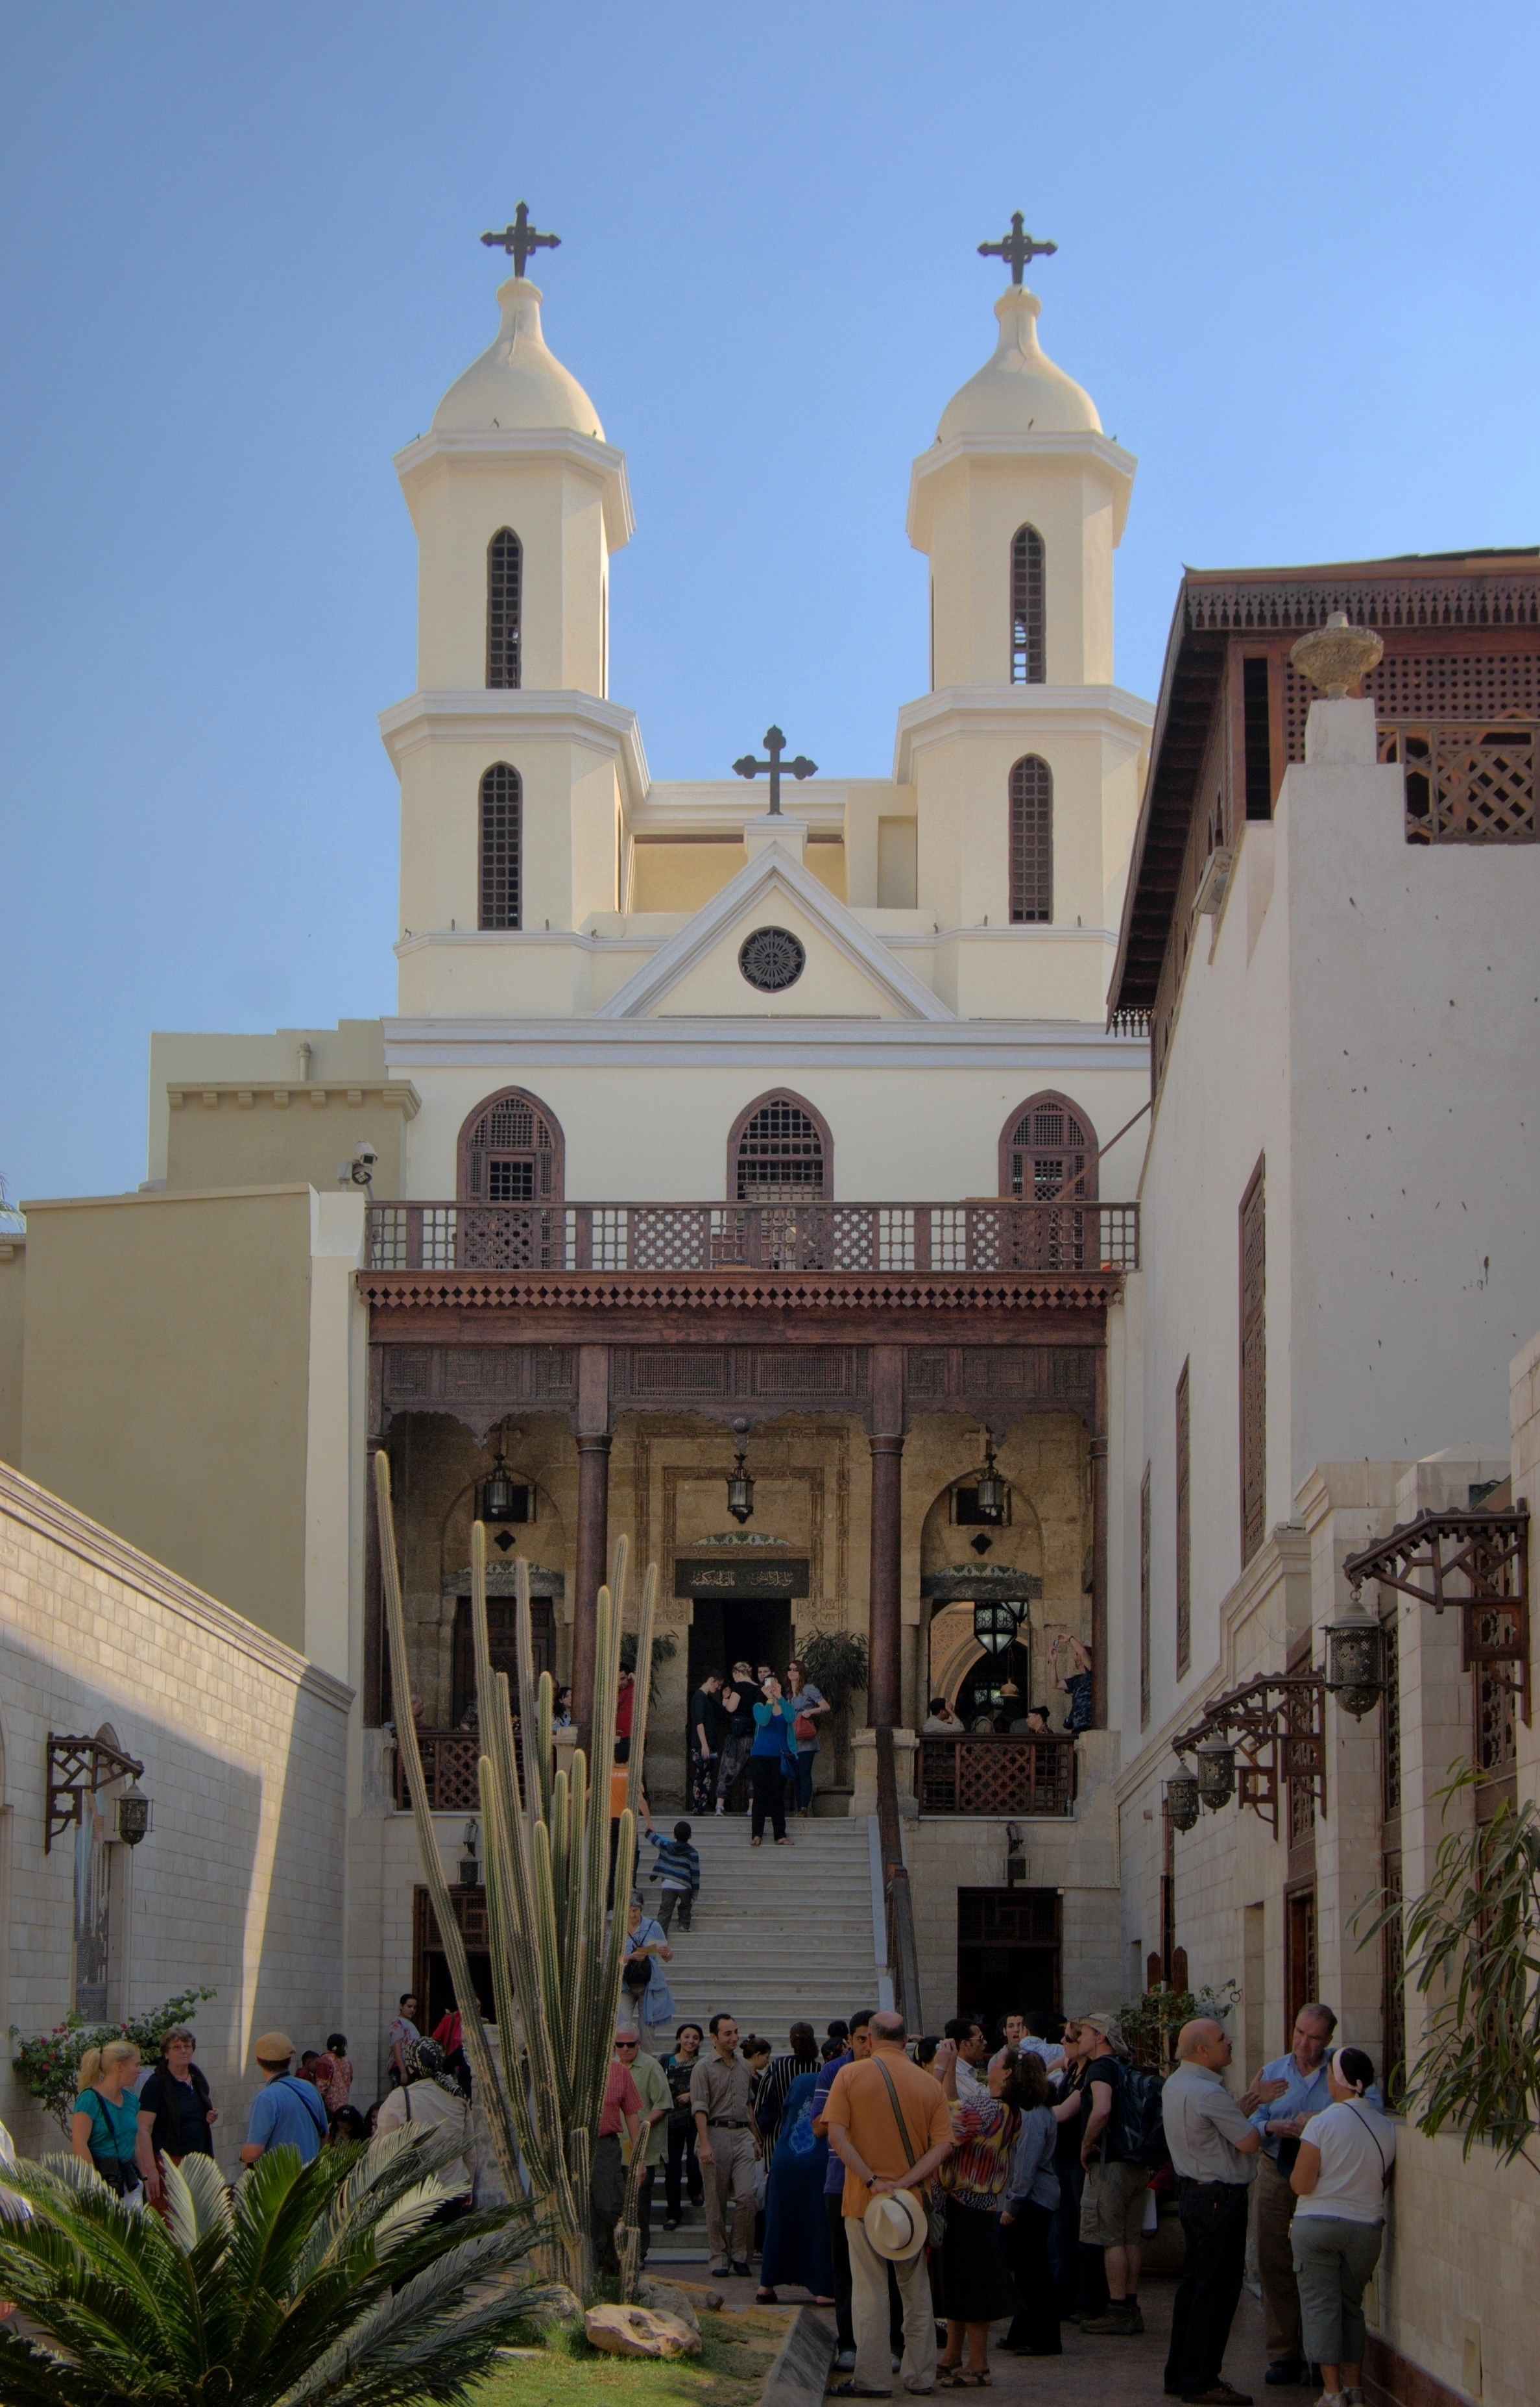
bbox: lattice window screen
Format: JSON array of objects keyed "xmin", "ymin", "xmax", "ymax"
[
  {"xmin": 462, "ymin": 1091, "xmax": 558, "ymax": 1202},
  {"xmin": 1139, "ymin": 1464, "xmax": 1151, "ymax": 1730},
  {"xmin": 736, "ymin": 1098, "xmax": 825, "ymax": 1200},
  {"xmin": 1175, "ymin": 1361, "xmax": 1191, "ymax": 1680},
  {"xmin": 487, "ymin": 528, "xmax": 522, "ymax": 689},
  {"xmin": 1240, "ymin": 1165, "xmax": 1267, "ymax": 1565},
  {"xmin": 1005, "ymin": 1096, "xmax": 1093, "ymax": 1201},
  {"xmin": 1010, "ymin": 524, "xmax": 1046, "ymax": 684},
  {"xmin": 1009, "ymin": 756, "xmax": 1053, "ymax": 923},
  {"xmin": 479, "ymin": 764, "xmax": 522, "ymax": 930}
]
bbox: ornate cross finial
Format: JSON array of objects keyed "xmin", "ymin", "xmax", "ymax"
[
  {"xmin": 732, "ymin": 725, "xmax": 817, "ymax": 817},
  {"xmin": 481, "ymin": 201, "xmax": 561, "ymax": 280},
  {"xmin": 978, "ymin": 213, "xmax": 1057, "ymax": 287}
]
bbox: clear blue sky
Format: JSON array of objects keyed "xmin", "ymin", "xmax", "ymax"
[{"xmin": 3, "ymin": 1, "xmax": 1537, "ymax": 1202}]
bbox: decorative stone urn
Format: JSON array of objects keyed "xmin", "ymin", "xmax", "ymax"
[{"xmin": 1289, "ymin": 610, "xmax": 1384, "ymax": 697}]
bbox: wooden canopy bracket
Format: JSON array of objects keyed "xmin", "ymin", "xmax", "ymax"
[
  {"xmin": 1342, "ymin": 1505, "xmax": 1530, "ymax": 1726},
  {"xmin": 45, "ymin": 1732, "xmax": 145, "ymax": 1852},
  {"xmin": 1173, "ymin": 1673, "xmax": 1327, "ymax": 1840}
]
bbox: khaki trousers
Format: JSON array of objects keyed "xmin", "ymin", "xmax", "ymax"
[
  {"xmin": 847, "ymin": 2213, "xmax": 936, "ymax": 2393},
  {"xmin": 1255, "ymin": 2151, "xmax": 1303, "ymax": 2364},
  {"xmin": 701, "ymin": 2125, "xmax": 756, "ymax": 2267}
]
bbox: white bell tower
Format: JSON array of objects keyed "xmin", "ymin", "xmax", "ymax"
[
  {"xmin": 896, "ymin": 232, "xmax": 1150, "ymax": 1019},
  {"xmin": 381, "ymin": 217, "xmax": 636, "ymax": 1013}
]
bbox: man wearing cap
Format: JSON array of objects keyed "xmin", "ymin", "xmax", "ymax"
[
  {"xmin": 821, "ymin": 2009, "xmax": 954, "ymax": 2397},
  {"xmin": 240, "ymin": 2033, "xmax": 329, "ymax": 2168}
]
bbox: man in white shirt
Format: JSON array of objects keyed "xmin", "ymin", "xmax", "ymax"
[{"xmin": 1161, "ymin": 2019, "xmax": 1260, "ymax": 2407}]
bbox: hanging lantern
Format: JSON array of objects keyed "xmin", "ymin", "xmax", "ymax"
[
  {"xmin": 973, "ymin": 1599, "xmax": 1020, "ymax": 1657},
  {"xmin": 115, "ymin": 1780, "xmax": 152, "ymax": 1847},
  {"xmin": 974, "ymin": 1437, "xmax": 1006, "ymax": 1527},
  {"xmin": 1324, "ymin": 1590, "xmax": 1388, "ymax": 1719},
  {"xmin": 1195, "ymin": 1732, "xmax": 1236, "ymax": 1811},
  {"xmin": 726, "ymin": 1421, "xmax": 755, "ymax": 1525},
  {"xmin": 1165, "ymin": 1766, "xmax": 1201, "ymax": 1833},
  {"xmin": 479, "ymin": 1431, "xmax": 520, "ymax": 1525}
]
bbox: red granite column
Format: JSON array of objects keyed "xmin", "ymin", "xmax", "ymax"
[
  {"xmin": 867, "ymin": 1345, "xmax": 906, "ymax": 1727},
  {"xmin": 571, "ymin": 1344, "xmax": 612, "ymax": 1749}
]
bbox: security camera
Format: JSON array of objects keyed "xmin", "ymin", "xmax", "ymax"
[
  {"xmin": 354, "ymin": 1143, "xmax": 378, "ymax": 1168},
  {"xmin": 344, "ymin": 1143, "xmax": 378, "ymax": 1190}
]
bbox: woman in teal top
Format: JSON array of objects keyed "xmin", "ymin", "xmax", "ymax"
[
  {"xmin": 748, "ymin": 1678, "xmax": 797, "ymax": 1846},
  {"xmin": 71, "ymin": 2038, "xmax": 154, "ymax": 2201}
]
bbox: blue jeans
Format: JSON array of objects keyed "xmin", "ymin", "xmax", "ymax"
[{"xmin": 791, "ymin": 1750, "xmax": 815, "ymax": 1810}]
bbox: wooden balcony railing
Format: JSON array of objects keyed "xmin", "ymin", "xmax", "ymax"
[
  {"xmin": 365, "ymin": 1199, "xmax": 1138, "ymax": 1278},
  {"xmin": 394, "ymin": 1732, "xmax": 481, "ymax": 1813},
  {"xmin": 918, "ymin": 1734, "xmax": 1077, "ymax": 1817}
]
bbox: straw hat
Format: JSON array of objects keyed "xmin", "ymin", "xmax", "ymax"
[{"xmin": 863, "ymin": 2186, "xmax": 926, "ymax": 2261}]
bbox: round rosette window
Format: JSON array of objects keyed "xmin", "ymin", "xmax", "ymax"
[{"xmin": 738, "ymin": 926, "xmax": 806, "ymax": 993}]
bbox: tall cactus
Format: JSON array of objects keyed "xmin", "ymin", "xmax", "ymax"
[{"xmin": 374, "ymin": 1452, "xmax": 657, "ymax": 2296}]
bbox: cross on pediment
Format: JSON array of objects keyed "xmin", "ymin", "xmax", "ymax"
[
  {"xmin": 732, "ymin": 725, "xmax": 817, "ymax": 817},
  {"xmin": 978, "ymin": 213, "xmax": 1057, "ymax": 287},
  {"xmin": 481, "ymin": 202, "xmax": 561, "ymax": 280}
]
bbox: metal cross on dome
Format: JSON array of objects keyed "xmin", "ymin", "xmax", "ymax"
[
  {"xmin": 978, "ymin": 213, "xmax": 1057, "ymax": 287},
  {"xmin": 481, "ymin": 202, "xmax": 561, "ymax": 279},
  {"xmin": 732, "ymin": 725, "xmax": 817, "ymax": 817}
]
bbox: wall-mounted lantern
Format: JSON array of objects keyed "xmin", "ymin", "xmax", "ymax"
[
  {"xmin": 458, "ymin": 1820, "xmax": 480, "ymax": 1889},
  {"xmin": 726, "ymin": 1420, "xmax": 755, "ymax": 1525},
  {"xmin": 1195, "ymin": 1732, "xmax": 1237, "ymax": 1811},
  {"xmin": 479, "ymin": 1428, "xmax": 522, "ymax": 1525},
  {"xmin": 1164, "ymin": 1765, "xmax": 1201, "ymax": 1833},
  {"xmin": 1324, "ymin": 1591, "xmax": 1388, "ymax": 1718},
  {"xmin": 115, "ymin": 1779, "xmax": 153, "ymax": 1847}
]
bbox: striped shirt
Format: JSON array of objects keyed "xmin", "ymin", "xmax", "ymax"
[
  {"xmin": 939, "ymin": 2091, "xmax": 1020, "ymax": 2209},
  {"xmin": 650, "ymin": 1833, "xmax": 701, "ymax": 1893}
]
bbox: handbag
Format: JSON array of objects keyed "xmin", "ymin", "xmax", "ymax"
[
  {"xmin": 793, "ymin": 1712, "xmax": 817, "ymax": 1744},
  {"xmin": 874, "ymin": 2059, "xmax": 948, "ymax": 2249}
]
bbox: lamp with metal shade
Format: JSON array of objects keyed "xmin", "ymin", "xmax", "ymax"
[
  {"xmin": 974, "ymin": 1438, "xmax": 1006, "ymax": 1527},
  {"xmin": 1165, "ymin": 1764, "xmax": 1201, "ymax": 1833},
  {"xmin": 1324, "ymin": 1591, "xmax": 1388, "ymax": 1719},
  {"xmin": 115, "ymin": 1780, "xmax": 152, "ymax": 1846},
  {"xmin": 1195, "ymin": 1732, "xmax": 1237, "ymax": 1811},
  {"xmin": 479, "ymin": 1435, "xmax": 521, "ymax": 1525},
  {"xmin": 726, "ymin": 1421, "xmax": 755, "ymax": 1525}
]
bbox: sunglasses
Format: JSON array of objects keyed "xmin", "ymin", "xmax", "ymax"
[{"xmin": 616, "ymin": 2039, "xmax": 640, "ymax": 2049}]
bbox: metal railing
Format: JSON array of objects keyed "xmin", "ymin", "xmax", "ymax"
[
  {"xmin": 917, "ymin": 1734, "xmax": 1077, "ymax": 1817},
  {"xmin": 875, "ymin": 1726, "xmax": 923, "ymax": 2033},
  {"xmin": 365, "ymin": 1198, "xmax": 1138, "ymax": 1277}
]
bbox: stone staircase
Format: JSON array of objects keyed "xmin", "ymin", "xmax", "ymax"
[
  {"xmin": 632, "ymin": 1812, "xmax": 882, "ymax": 2268},
  {"xmin": 637, "ymin": 1813, "xmax": 883, "ymax": 2045}
]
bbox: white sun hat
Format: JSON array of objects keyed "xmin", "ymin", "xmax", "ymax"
[{"xmin": 862, "ymin": 2187, "xmax": 926, "ymax": 2261}]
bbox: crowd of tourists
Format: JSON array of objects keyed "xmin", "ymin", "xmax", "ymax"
[{"xmin": 589, "ymin": 1997, "xmax": 1391, "ymax": 2407}]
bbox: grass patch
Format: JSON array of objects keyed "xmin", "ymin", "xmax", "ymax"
[{"xmin": 474, "ymin": 2306, "xmax": 789, "ymax": 2407}]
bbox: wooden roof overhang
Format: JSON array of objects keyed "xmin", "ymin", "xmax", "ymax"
[{"xmin": 1107, "ymin": 549, "xmax": 1540, "ymax": 1019}]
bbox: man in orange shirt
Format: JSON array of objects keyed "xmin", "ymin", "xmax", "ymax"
[{"xmin": 820, "ymin": 2010, "xmax": 954, "ymax": 2397}]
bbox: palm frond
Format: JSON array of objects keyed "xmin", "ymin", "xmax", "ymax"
[{"xmin": 160, "ymin": 2151, "xmax": 234, "ymax": 2256}]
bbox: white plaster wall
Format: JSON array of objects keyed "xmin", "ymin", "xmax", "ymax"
[{"xmin": 0, "ymin": 1464, "xmax": 350, "ymax": 2170}]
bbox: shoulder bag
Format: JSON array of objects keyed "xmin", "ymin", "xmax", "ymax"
[{"xmin": 873, "ymin": 2059, "xmax": 948, "ymax": 2248}]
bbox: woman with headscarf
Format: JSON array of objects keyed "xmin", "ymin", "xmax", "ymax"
[
  {"xmin": 756, "ymin": 2054, "xmax": 837, "ymax": 2307},
  {"xmin": 1289, "ymin": 2046, "xmax": 1397, "ymax": 2407},
  {"xmin": 623, "ymin": 1890, "xmax": 676, "ymax": 2035},
  {"xmin": 374, "ymin": 2036, "xmax": 474, "ymax": 2219}
]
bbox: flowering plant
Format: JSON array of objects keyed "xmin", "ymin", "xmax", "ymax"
[{"xmin": 10, "ymin": 1987, "xmax": 216, "ymax": 2131}]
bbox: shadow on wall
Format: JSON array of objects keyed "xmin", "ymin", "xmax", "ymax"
[{"xmin": 0, "ymin": 1636, "xmax": 346, "ymax": 2175}]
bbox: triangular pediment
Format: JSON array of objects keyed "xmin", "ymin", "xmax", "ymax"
[{"xmin": 597, "ymin": 841, "xmax": 952, "ymax": 1022}]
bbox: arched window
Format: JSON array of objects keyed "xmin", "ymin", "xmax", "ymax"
[
  {"xmin": 1009, "ymin": 755, "xmax": 1053, "ymax": 923},
  {"xmin": 479, "ymin": 764, "xmax": 522, "ymax": 930},
  {"xmin": 1010, "ymin": 524, "xmax": 1045, "ymax": 684},
  {"xmin": 487, "ymin": 528, "xmax": 522, "ymax": 688},
  {"xmin": 458, "ymin": 1088, "xmax": 564, "ymax": 1203},
  {"xmin": 728, "ymin": 1091, "xmax": 831, "ymax": 1201},
  {"xmin": 999, "ymin": 1093, "xmax": 1096, "ymax": 1202}
]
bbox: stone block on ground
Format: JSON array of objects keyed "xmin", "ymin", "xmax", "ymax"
[
  {"xmin": 758, "ymin": 2304, "xmax": 837, "ymax": 2407},
  {"xmin": 635, "ymin": 2279, "xmax": 702, "ymax": 2333},
  {"xmin": 585, "ymin": 2303, "xmax": 703, "ymax": 2359}
]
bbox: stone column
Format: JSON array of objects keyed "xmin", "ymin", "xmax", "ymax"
[
  {"xmin": 571, "ymin": 1344, "xmax": 612, "ymax": 1748},
  {"xmin": 867, "ymin": 1346, "xmax": 906, "ymax": 1728}
]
